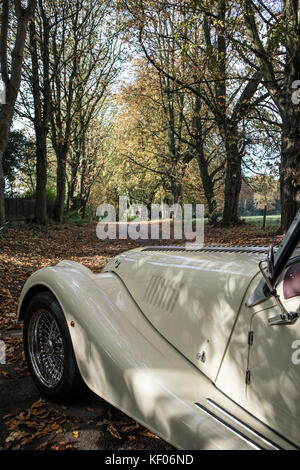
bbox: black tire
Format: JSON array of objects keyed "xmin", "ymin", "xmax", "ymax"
[{"xmin": 23, "ymin": 291, "xmax": 85, "ymax": 402}]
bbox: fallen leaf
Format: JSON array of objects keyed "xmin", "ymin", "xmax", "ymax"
[
  {"xmin": 138, "ymin": 430, "xmax": 160, "ymax": 439},
  {"xmin": 5, "ymin": 431, "xmax": 28, "ymax": 446},
  {"xmin": 1, "ymin": 371, "xmax": 11, "ymax": 379},
  {"xmin": 107, "ymin": 424, "xmax": 122, "ymax": 440},
  {"xmin": 119, "ymin": 423, "xmax": 140, "ymax": 433}
]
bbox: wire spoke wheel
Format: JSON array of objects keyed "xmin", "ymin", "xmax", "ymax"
[
  {"xmin": 24, "ymin": 292, "xmax": 85, "ymax": 401},
  {"xmin": 28, "ymin": 308, "xmax": 65, "ymax": 389}
]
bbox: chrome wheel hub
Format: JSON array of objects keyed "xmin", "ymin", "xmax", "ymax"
[{"xmin": 28, "ymin": 309, "xmax": 65, "ymax": 389}]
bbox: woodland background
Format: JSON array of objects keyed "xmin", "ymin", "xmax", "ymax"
[{"xmin": 0, "ymin": 0, "xmax": 299, "ymax": 233}]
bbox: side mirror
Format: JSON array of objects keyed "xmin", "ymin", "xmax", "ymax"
[{"xmin": 259, "ymin": 245, "xmax": 299, "ymax": 326}]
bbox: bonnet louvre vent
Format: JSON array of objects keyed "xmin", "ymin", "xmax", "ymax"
[
  {"xmin": 143, "ymin": 275, "xmax": 180, "ymax": 312},
  {"xmin": 142, "ymin": 246, "xmax": 272, "ymax": 254}
]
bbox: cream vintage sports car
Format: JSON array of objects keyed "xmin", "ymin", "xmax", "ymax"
[{"xmin": 18, "ymin": 211, "xmax": 300, "ymax": 450}]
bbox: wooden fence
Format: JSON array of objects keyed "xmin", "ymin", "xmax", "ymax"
[{"xmin": 5, "ymin": 198, "xmax": 54, "ymax": 222}]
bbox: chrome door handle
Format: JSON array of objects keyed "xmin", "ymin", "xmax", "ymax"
[{"xmin": 268, "ymin": 311, "xmax": 299, "ymax": 326}]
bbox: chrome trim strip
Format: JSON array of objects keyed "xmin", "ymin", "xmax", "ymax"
[
  {"xmin": 206, "ymin": 399, "xmax": 280, "ymax": 450},
  {"xmin": 143, "ymin": 245, "xmax": 272, "ymax": 254},
  {"xmin": 195, "ymin": 402, "xmax": 262, "ymax": 450}
]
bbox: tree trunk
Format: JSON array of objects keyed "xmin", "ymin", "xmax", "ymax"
[
  {"xmin": 222, "ymin": 154, "xmax": 242, "ymax": 225},
  {"xmin": 30, "ymin": 5, "xmax": 51, "ymax": 224},
  {"xmin": 0, "ymin": 97, "xmax": 15, "ymax": 224},
  {"xmin": 196, "ymin": 153, "xmax": 218, "ymax": 224},
  {"xmin": 0, "ymin": 0, "xmax": 37, "ymax": 224},
  {"xmin": 0, "ymin": 113, "xmax": 10, "ymax": 225},
  {"xmin": 191, "ymin": 94, "xmax": 219, "ymax": 224},
  {"xmin": 170, "ymin": 178, "xmax": 182, "ymax": 205},
  {"xmin": 242, "ymin": 0, "xmax": 300, "ymax": 232},
  {"xmin": 0, "ymin": 150, "xmax": 6, "ymax": 226},
  {"xmin": 80, "ymin": 198, "xmax": 87, "ymax": 219},
  {"xmin": 222, "ymin": 125, "xmax": 242, "ymax": 225},
  {"xmin": 262, "ymin": 205, "xmax": 267, "ymax": 230},
  {"xmin": 67, "ymin": 150, "xmax": 80, "ymax": 212},
  {"xmin": 53, "ymin": 150, "xmax": 67, "ymax": 223},
  {"xmin": 34, "ymin": 129, "xmax": 47, "ymax": 224},
  {"xmin": 280, "ymin": 111, "xmax": 300, "ymax": 233}
]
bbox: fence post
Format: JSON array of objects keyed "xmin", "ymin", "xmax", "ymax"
[{"xmin": 262, "ymin": 205, "xmax": 267, "ymax": 230}]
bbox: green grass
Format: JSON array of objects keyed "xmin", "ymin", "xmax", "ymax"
[
  {"xmin": 47, "ymin": 211, "xmax": 93, "ymax": 226},
  {"xmin": 240, "ymin": 215, "xmax": 281, "ymax": 227},
  {"xmin": 192, "ymin": 214, "xmax": 281, "ymax": 230}
]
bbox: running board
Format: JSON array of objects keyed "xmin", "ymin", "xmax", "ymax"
[{"xmin": 195, "ymin": 399, "xmax": 280, "ymax": 450}]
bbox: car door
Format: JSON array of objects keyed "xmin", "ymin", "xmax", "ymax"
[{"xmin": 246, "ymin": 283, "xmax": 300, "ymax": 447}]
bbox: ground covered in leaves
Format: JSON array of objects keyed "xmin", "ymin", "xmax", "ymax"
[{"xmin": 0, "ymin": 221, "xmax": 283, "ymax": 451}]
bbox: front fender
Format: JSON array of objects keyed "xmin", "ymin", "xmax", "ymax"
[{"xmin": 18, "ymin": 260, "xmax": 267, "ymax": 450}]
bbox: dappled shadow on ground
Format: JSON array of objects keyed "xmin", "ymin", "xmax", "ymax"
[
  {"xmin": 0, "ymin": 222, "xmax": 283, "ymax": 450},
  {"xmin": 0, "ymin": 326, "xmax": 173, "ymax": 450},
  {"xmin": 0, "ymin": 365, "xmax": 172, "ymax": 450}
]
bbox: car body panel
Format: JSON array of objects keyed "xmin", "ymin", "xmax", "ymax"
[
  {"xmin": 17, "ymin": 261, "xmax": 258, "ymax": 450},
  {"xmin": 18, "ymin": 260, "xmax": 297, "ymax": 450},
  {"xmin": 104, "ymin": 247, "xmax": 300, "ymax": 447},
  {"xmin": 216, "ymin": 261, "xmax": 300, "ymax": 446},
  {"xmin": 103, "ymin": 248, "xmax": 264, "ymax": 381}
]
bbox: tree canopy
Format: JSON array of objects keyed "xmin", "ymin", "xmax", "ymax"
[{"xmin": 0, "ymin": 0, "xmax": 299, "ymax": 231}]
